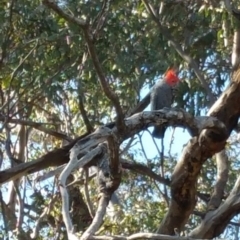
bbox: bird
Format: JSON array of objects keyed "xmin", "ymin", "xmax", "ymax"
[{"xmin": 150, "ymin": 69, "xmax": 180, "ymax": 138}]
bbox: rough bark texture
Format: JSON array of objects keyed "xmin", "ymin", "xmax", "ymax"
[{"xmin": 157, "ymin": 67, "xmax": 240, "ymax": 235}]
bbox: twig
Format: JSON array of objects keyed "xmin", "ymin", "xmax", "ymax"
[
  {"xmin": 31, "ymin": 195, "xmax": 57, "ymax": 238},
  {"xmin": 6, "ymin": 41, "xmax": 39, "ymax": 115},
  {"xmin": 92, "ymin": 0, "xmax": 111, "ymax": 38},
  {"xmin": 84, "ymin": 169, "xmax": 95, "ymax": 218},
  {"xmin": 119, "ymin": 136, "xmax": 135, "ymax": 156},
  {"xmin": 146, "ymin": 128, "xmax": 161, "ymax": 159},
  {"xmin": 121, "ymin": 160, "xmax": 170, "ymax": 186}
]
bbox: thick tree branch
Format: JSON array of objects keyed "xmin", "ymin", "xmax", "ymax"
[
  {"xmin": 82, "ymin": 28, "xmax": 125, "ymax": 130},
  {"xmin": 83, "ymin": 232, "xmax": 224, "ymax": 240},
  {"xmin": 0, "ymin": 109, "xmax": 227, "ymax": 185},
  {"xmin": 207, "ymin": 150, "xmax": 229, "ymax": 210},
  {"xmin": 107, "ymin": 135, "xmax": 120, "ymax": 175},
  {"xmin": 78, "ymin": 93, "xmax": 94, "ymax": 134},
  {"xmin": 157, "ymin": 66, "xmax": 240, "ymax": 235},
  {"xmin": 77, "ymin": 52, "xmax": 94, "ymax": 133},
  {"xmin": 59, "ymin": 143, "xmax": 106, "ymax": 238},
  {"xmin": 0, "ymin": 75, "xmax": 239, "ymax": 238}
]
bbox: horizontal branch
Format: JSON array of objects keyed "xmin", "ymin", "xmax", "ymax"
[
  {"xmin": 86, "ymin": 232, "xmax": 224, "ymax": 240},
  {"xmin": 121, "ymin": 160, "xmax": 170, "ymax": 186},
  {"xmin": 0, "ymin": 108, "xmax": 227, "ymax": 185},
  {"xmin": 125, "ymin": 109, "xmax": 226, "ymax": 139},
  {"xmin": 0, "ymin": 115, "xmax": 71, "ymax": 140}
]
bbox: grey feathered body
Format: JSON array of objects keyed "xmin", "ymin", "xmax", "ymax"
[{"xmin": 150, "ymin": 79, "xmax": 174, "ymax": 138}]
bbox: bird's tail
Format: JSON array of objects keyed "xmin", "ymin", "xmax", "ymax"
[{"xmin": 152, "ymin": 125, "xmax": 167, "ymax": 139}]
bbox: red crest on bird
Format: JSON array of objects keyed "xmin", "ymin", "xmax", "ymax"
[{"xmin": 165, "ymin": 69, "xmax": 179, "ymax": 86}]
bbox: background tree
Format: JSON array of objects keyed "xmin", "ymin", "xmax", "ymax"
[{"xmin": 1, "ymin": 0, "xmax": 240, "ymax": 239}]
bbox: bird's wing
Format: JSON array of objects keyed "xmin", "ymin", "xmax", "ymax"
[{"xmin": 150, "ymin": 84, "xmax": 172, "ymax": 110}]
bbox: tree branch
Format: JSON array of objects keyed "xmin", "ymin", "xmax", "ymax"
[
  {"xmin": 121, "ymin": 160, "xmax": 170, "ymax": 186},
  {"xmin": 59, "ymin": 143, "xmax": 105, "ymax": 238},
  {"xmin": 43, "ymin": 0, "xmax": 125, "ymax": 131},
  {"xmin": 0, "ymin": 108, "xmax": 227, "ymax": 185},
  {"xmin": 189, "ymin": 175, "xmax": 240, "ymax": 238},
  {"xmin": 157, "ymin": 65, "xmax": 240, "ymax": 234},
  {"xmin": 42, "ymin": 0, "xmax": 86, "ymax": 27},
  {"xmin": 83, "ymin": 232, "xmax": 225, "ymax": 240},
  {"xmin": 0, "ymin": 115, "xmax": 71, "ymax": 141},
  {"xmin": 207, "ymin": 150, "xmax": 229, "ymax": 210},
  {"xmin": 81, "ymin": 194, "xmax": 109, "ymax": 240}
]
